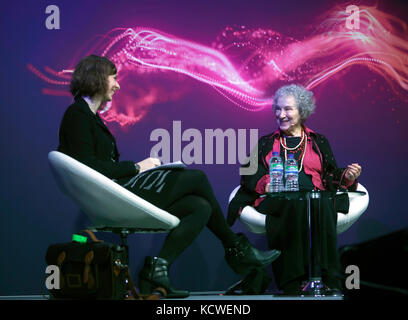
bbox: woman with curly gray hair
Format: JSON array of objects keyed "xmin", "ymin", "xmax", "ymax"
[
  {"xmin": 228, "ymin": 84, "xmax": 362, "ymax": 295},
  {"xmin": 273, "ymin": 84, "xmax": 315, "ymax": 132}
]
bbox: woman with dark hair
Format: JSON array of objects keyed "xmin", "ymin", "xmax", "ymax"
[
  {"xmin": 57, "ymin": 55, "xmax": 280, "ymax": 298},
  {"xmin": 228, "ymin": 84, "xmax": 362, "ymax": 295}
]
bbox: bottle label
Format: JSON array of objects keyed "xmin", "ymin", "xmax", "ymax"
[
  {"xmin": 271, "ymin": 163, "xmax": 283, "ymax": 171},
  {"xmin": 285, "ymin": 165, "xmax": 298, "ymax": 173}
]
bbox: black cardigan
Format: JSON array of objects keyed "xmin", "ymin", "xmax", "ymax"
[
  {"xmin": 57, "ymin": 97, "xmax": 137, "ymax": 180},
  {"xmin": 227, "ymin": 130, "xmax": 357, "ymax": 226}
]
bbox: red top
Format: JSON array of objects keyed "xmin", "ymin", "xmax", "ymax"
[{"xmin": 254, "ymin": 126, "xmax": 325, "ymax": 207}]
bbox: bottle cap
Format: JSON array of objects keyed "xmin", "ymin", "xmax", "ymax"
[
  {"xmin": 288, "ymin": 153, "xmax": 295, "ymax": 158},
  {"xmin": 272, "ymin": 152, "xmax": 279, "ymax": 156}
]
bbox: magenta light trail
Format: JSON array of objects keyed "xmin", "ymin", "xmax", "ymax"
[{"xmin": 29, "ymin": 4, "xmax": 408, "ymax": 127}]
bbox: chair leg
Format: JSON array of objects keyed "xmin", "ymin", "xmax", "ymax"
[
  {"xmin": 117, "ymin": 230, "xmax": 138, "ymax": 299},
  {"xmin": 119, "ymin": 230, "xmax": 130, "ymax": 265}
]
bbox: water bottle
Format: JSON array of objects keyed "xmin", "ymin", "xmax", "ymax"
[
  {"xmin": 285, "ymin": 153, "xmax": 299, "ymax": 191},
  {"xmin": 269, "ymin": 152, "xmax": 284, "ymax": 193}
]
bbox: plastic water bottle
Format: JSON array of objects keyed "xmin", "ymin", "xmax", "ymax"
[
  {"xmin": 285, "ymin": 153, "xmax": 299, "ymax": 191},
  {"xmin": 269, "ymin": 152, "xmax": 284, "ymax": 193}
]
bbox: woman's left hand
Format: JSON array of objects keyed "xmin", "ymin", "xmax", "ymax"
[
  {"xmin": 345, "ymin": 163, "xmax": 362, "ymax": 182},
  {"xmin": 136, "ymin": 157, "xmax": 161, "ymax": 173}
]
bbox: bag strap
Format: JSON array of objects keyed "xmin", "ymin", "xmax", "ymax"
[
  {"xmin": 83, "ymin": 250, "xmax": 95, "ymax": 288},
  {"xmin": 79, "ymin": 229, "xmax": 104, "ymax": 243},
  {"xmin": 115, "ymin": 262, "xmax": 161, "ymax": 300},
  {"xmin": 124, "ymin": 267, "xmax": 141, "ymax": 299}
]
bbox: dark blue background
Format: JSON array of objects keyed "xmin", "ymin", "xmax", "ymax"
[{"xmin": 1, "ymin": 0, "xmax": 407, "ymax": 295}]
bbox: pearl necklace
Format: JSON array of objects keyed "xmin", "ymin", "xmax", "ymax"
[
  {"xmin": 280, "ymin": 130, "xmax": 305, "ymax": 150},
  {"xmin": 280, "ymin": 131, "xmax": 307, "ymax": 172}
]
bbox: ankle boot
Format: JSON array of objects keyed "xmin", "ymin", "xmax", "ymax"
[
  {"xmin": 138, "ymin": 256, "xmax": 190, "ymax": 298},
  {"xmin": 226, "ymin": 267, "xmax": 271, "ymax": 295},
  {"xmin": 225, "ymin": 233, "xmax": 281, "ymax": 275}
]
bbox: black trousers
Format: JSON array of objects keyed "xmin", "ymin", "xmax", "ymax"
[
  {"xmin": 257, "ymin": 196, "xmax": 341, "ymax": 289},
  {"xmin": 120, "ymin": 168, "xmax": 236, "ymax": 265}
]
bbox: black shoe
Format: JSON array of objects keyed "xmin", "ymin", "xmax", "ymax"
[
  {"xmin": 225, "ymin": 233, "xmax": 281, "ymax": 275},
  {"xmin": 138, "ymin": 256, "xmax": 189, "ymax": 298},
  {"xmin": 282, "ymin": 278, "xmax": 303, "ymax": 296},
  {"xmin": 225, "ymin": 267, "xmax": 271, "ymax": 295}
]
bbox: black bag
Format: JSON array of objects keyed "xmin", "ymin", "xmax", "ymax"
[{"xmin": 45, "ymin": 230, "xmax": 137, "ymax": 300}]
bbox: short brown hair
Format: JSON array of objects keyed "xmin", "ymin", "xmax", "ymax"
[{"xmin": 70, "ymin": 55, "xmax": 117, "ymax": 98}]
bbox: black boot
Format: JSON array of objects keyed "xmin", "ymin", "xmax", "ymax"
[
  {"xmin": 138, "ymin": 256, "xmax": 190, "ymax": 298},
  {"xmin": 226, "ymin": 267, "xmax": 271, "ymax": 295},
  {"xmin": 225, "ymin": 233, "xmax": 281, "ymax": 275}
]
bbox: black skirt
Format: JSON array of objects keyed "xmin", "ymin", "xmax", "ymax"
[
  {"xmin": 118, "ymin": 168, "xmax": 188, "ymax": 211},
  {"xmin": 256, "ymin": 196, "xmax": 340, "ymax": 288}
]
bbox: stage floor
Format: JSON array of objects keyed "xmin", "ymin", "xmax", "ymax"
[{"xmin": 0, "ymin": 291, "xmax": 343, "ymax": 300}]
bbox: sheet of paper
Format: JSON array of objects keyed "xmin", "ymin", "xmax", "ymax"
[{"xmin": 143, "ymin": 161, "xmax": 186, "ymax": 173}]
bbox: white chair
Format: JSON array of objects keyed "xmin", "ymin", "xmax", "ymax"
[
  {"xmin": 48, "ymin": 150, "xmax": 180, "ymax": 248},
  {"xmin": 229, "ymin": 184, "xmax": 369, "ymax": 235}
]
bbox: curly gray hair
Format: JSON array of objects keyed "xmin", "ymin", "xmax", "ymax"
[{"xmin": 273, "ymin": 84, "xmax": 316, "ymax": 122}]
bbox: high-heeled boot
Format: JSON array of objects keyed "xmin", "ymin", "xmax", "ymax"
[
  {"xmin": 225, "ymin": 233, "xmax": 281, "ymax": 275},
  {"xmin": 138, "ymin": 256, "xmax": 190, "ymax": 298}
]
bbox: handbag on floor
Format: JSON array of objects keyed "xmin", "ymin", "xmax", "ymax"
[{"xmin": 45, "ymin": 230, "xmax": 152, "ymax": 300}]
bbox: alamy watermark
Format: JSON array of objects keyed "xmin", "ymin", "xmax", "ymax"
[
  {"xmin": 345, "ymin": 5, "xmax": 360, "ymax": 30},
  {"xmin": 345, "ymin": 264, "xmax": 360, "ymax": 290},
  {"xmin": 45, "ymin": 265, "xmax": 60, "ymax": 290},
  {"xmin": 149, "ymin": 121, "xmax": 259, "ymax": 175},
  {"xmin": 45, "ymin": 5, "xmax": 60, "ymax": 30}
]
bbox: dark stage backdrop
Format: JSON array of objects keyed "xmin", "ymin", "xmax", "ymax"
[{"xmin": 1, "ymin": 0, "xmax": 407, "ymax": 295}]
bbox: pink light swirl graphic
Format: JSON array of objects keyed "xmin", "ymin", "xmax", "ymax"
[
  {"xmin": 28, "ymin": 4, "xmax": 408, "ymax": 127},
  {"xmin": 303, "ymin": 5, "xmax": 408, "ymax": 91},
  {"xmin": 106, "ymin": 28, "xmax": 268, "ymax": 108}
]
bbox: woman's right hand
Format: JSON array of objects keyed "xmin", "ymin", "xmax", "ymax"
[
  {"xmin": 136, "ymin": 157, "xmax": 161, "ymax": 173},
  {"xmin": 265, "ymin": 183, "xmax": 271, "ymax": 193}
]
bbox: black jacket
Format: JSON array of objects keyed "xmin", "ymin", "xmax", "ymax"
[
  {"xmin": 227, "ymin": 128, "xmax": 357, "ymax": 226},
  {"xmin": 58, "ymin": 97, "xmax": 137, "ymax": 180}
]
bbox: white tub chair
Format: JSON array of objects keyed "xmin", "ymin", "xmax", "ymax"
[{"xmin": 229, "ymin": 184, "xmax": 369, "ymax": 235}]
